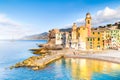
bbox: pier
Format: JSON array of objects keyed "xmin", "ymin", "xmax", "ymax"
[{"xmin": 14, "ymin": 52, "xmax": 64, "ymax": 70}]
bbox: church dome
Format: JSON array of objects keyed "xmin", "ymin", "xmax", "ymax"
[
  {"xmin": 72, "ymin": 23, "xmax": 77, "ymax": 30},
  {"xmin": 86, "ymin": 12, "xmax": 90, "ymax": 15},
  {"xmin": 86, "ymin": 12, "xmax": 91, "ymax": 18}
]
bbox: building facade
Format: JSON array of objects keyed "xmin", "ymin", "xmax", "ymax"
[
  {"xmin": 48, "ymin": 13, "xmax": 120, "ymax": 51},
  {"xmin": 86, "ymin": 30, "xmax": 104, "ymax": 50}
]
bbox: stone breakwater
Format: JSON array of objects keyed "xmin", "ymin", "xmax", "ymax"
[
  {"xmin": 10, "ymin": 42, "xmax": 64, "ymax": 70},
  {"xmin": 11, "ymin": 53, "xmax": 63, "ymax": 70}
]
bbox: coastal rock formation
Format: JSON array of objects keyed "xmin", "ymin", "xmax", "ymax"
[
  {"xmin": 32, "ymin": 44, "xmax": 63, "ymax": 55},
  {"xmin": 14, "ymin": 56, "xmax": 44, "ymax": 68},
  {"xmin": 12, "ymin": 28, "xmax": 64, "ymax": 70},
  {"xmin": 33, "ymin": 47, "xmax": 48, "ymax": 54},
  {"xmin": 11, "ymin": 53, "xmax": 63, "ymax": 70}
]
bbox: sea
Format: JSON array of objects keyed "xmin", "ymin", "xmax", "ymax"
[{"xmin": 0, "ymin": 40, "xmax": 120, "ymax": 80}]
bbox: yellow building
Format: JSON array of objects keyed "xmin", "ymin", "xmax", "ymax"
[
  {"xmin": 71, "ymin": 23, "xmax": 78, "ymax": 48},
  {"xmin": 72, "ymin": 13, "xmax": 92, "ymax": 50},
  {"xmin": 71, "ymin": 23, "xmax": 77, "ymax": 41},
  {"xmin": 101, "ymin": 29, "xmax": 110, "ymax": 49},
  {"xmin": 86, "ymin": 30, "xmax": 104, "ymax": 51},
  {"xmin": 77, "ymin": 26, "xmax": 88, "ymax": 42},
  {"xmin": 77, "ymin": 26, "xmax": 88, "ymax": 50}
]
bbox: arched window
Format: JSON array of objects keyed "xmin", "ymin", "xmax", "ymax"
[{"xmin": 88, "ymin": 20, "xmax": 90, "ymax": 24}]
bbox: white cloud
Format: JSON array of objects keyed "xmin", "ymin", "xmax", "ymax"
[
  {"xmin": 70, "ymin": 7, "xmax": 120, "ymax": 27},
  {"xmin": 0, "ymin": 14, "xmax": 22, "ymax": 27},
  {"xmin": 64, "ymin": 24, "xmax": 73, "ymax": 28},
  {"xmin": 1, "ymin": 6, "xmax": 120, "ymax": 39},
  {"xmin": 0, "ymin": 14, "xmax": 37, "ymax": 39},
  {"xmin": 94, "ymin": 7, "xmax": 119, "ymax": 25}
]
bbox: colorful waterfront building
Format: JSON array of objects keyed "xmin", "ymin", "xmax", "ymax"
[
  {"xmin": 62, "ymin": 32, "xmax": 70, "ymax": 48},
  {"xmin": 86, "ymin": 30, "xmax": 104, "ymax": 50},
  {"xmin": 86, "ymin": 37, "xmax": 94, "ymax": 50},
  {"xmin": 48, "ymin": 12, "xmax": 120, "ymax": 51},
  {"xmin": 96, "ymin": 28, "xmax": 110, "ymax": 49},
  {"xmin": 48, "ymin": 29, "xmax": 62, "ymax": 45},
  {"xmin": 70, "ymin": 23, "xmax": 78, "ymax": 49},
  {"xmin": 75, "ymin": 13, "xmax": 91, "ymax": 50},
  {"xmin": 101, "ymin": 29, "xmax": 110, "ymax": 49},
  {"xmin": 108, "ymin": 29, "xmax": 120, "ymax": 49},
  {"xmin": 77, "ymin": 26, "xmax": 88, "ymax": 50}
]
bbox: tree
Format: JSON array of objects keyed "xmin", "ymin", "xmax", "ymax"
[
  {"xmin": 107, "ymin": 24, "xmax": 112, "ymax": 27},
  {"xmin": 118, "ymin": 24, "xmax": 120, "ymax": 29}
]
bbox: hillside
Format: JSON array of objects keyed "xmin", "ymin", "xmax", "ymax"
[
  {"xmin": 60, "ymin": 28, "xmax": 72, "ymax": 32},
  {"xmin": 23, "ymin": 32, "xmax": 48, "ymax": 40},
  {"xmin": 23, "ymin": 28, "xmax": 72, "ymax": 40}
]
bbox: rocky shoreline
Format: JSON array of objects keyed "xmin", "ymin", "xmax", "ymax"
[
  {"xmin": 10, "ymin": 43, "xmax": 64, "ymax": 70},
  {"xmin": 11, "ymin": 41, "xmax": 120, "ymax": 71},
  {"xmin": 11, "ymin": 53, "xmax": 63, "ymax": 70}
]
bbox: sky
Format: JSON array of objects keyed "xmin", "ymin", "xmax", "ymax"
[{"xmin": 0, "ymin": 0, "xmax": 120, "ymax": 39}]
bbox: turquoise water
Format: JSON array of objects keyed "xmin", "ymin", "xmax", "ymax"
[{"xmin": 0, "ymin": 40, "xmax": 120, "ymax": 80}]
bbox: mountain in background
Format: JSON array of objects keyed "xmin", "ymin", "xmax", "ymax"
[
  {"xmin": 22, "ymin": 28, "xmax": 72, "ymax": 40},
  {"xmin": 23, "ymin": 22, "xmax": 120, "ymax": 40},
  {"xmin": 60, "ymin": 28, "xmax": 72, "ymax": 32},
  {"xmin": 22, "ymin": 32, "xmax": 48, "ymax": 40}
]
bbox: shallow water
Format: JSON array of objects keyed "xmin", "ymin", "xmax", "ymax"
[{"xmin": 0, "ymin": 40, "xmax": 120, "ymax": 80}]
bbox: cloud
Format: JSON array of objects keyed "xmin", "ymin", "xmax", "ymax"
[
  {"xmin": 94, "ymin": 7, "xmax": 120, "ymax": 25},
  {"xmin": 0, "ymin": 14, "xmax": 37, "ymax": 39},
  {"xmin": 64, "ymin": 24, "xmax": 73, "ymax": 28},
  {"xmin": 0, "ymin": 14, "xmax": 22, "ymax": 27},
  {"xmin": 1, "ymin": 6, "xmax": 120, "ymax": 39},
  {"xmin": 71, "ymin": 7, "xmax": 120, "ymax": 27}
]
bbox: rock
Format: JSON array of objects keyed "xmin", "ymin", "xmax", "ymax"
[
  {"xmin": 10, "ymin": 66, "xmax": 14, "ymax": 70},
  {"xmin": 38, "ymin": 44, "xmax": 45, "ymax": 47},
  {"xmin": 44, "ymin": 44, "xmax": 63, "ymax": 50},
  {"xmin": 33, "ymin": 47, "xmax": 48, "ymax": 54},
  {"xmin": 12, "ymin": 48, "xmax": 63, "ymax": 71},
  {"xmin": 32, "ymin": 66, "xmax": 39, "ymax": 70},
  {"xmin": 29, "ymin": 48, "xmax": 40, "ymax": 51}
]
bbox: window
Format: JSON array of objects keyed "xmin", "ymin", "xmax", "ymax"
[
  {"xmin": 88, "ymin": 20, "xmax": 90, "ymax": 24},
  {"xmin": 98, "ymin": 38, "xmax": 100, "ymax": 41},
  {"xmin": 97, "ymin": 45, "xmax": 100, "ymax": 48},
  {"xmin": 90, "ymin": 45, "xmax": 92, "ymax": 49},
  {"xmin": 90, "ymin": 42, "xmax": 92, "ymax": 44},
  {"xmin": 88, "ymin": 38, "xmax": 89, "ymax": 41},
  {"xmin": 90, "ymin": 38, "xmax": 92, "ymax": 41}
]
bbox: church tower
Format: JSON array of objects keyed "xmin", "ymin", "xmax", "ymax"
[
  {"xmin": 85, "ymin": 13, "xmax": 91, "ymax": 36},
  {"xmin": 72, "ymin": 23, "xmax": 77, "ymax": 31},
  {"xmin": 71, "ymin": 23, "xmax": 77, "ymax": 41}
]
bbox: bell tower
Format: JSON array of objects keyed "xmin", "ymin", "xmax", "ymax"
[
  {"xmin": 71, "ymin": 23, "xmax": 77, "ymax": 41},
  {"xmin": 85, "ymin": 13, "xmax": 91, "ymax": 36},
  {"xmin": 72, "ymin": 23, "xmax": 77, "ymax": 31}
]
